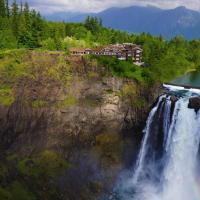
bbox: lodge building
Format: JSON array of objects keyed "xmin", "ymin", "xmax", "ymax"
[{"xmin": 70, "ymin": 43, "xmax": 143, "ymax": 66}]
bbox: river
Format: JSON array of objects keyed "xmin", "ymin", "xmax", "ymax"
[{"xmin": 171, "ymin": 70, "xmax": 200, "ymax": 88}]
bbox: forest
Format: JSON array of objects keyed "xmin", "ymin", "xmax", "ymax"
[{"xmin": 1, "ymin": 0, "xmax": 200, "ymax": 82}]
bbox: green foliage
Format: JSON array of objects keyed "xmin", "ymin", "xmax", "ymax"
[
  {"xmin": 0, "ymin": 0, "xmax": 200, "ymax": 85},
  {"xmin": 0, "ymin": 164, "xmax": 8, "ymax": 179},
  {"xmin": 5, "ymin": 0, "xmax": 9, "ymax": 17},
  {"xmin": 87, "ymin": 71, "xmax": 99, "ymax": 79},
  {"xmin": 11, "ymin": 0, "xmax": 19, "ymax": 37},
  {"xmin": 0, "ymin": 187, "xmax": 12, "ymax": 200},
  {"xmin": 0, "ymin": 182, "xmax": 36, "ymax": 200},
  {"xmin": 90, "ymin": 55, "xmax": 145, "ymax": 82},
  {"xmin": 150, "ymin": 46, "xmax": 195, "ymax": 82},
  {"xmin": 0, "ymin": 0, "xmax": 6, "ymax": 18},
  {"xmin": 1, "ymin": 150, "xmax": 72, "ymax": 200},
  {"xmin": 95, "ymin": 133, "xmax": 123, "ymax": 164},
  {"xmin": 8, "ymin": 182, "xmax": 36, "ymax": 200},
  {"xmin": 0, "ymin": 29, "xmax": 17, "ymax": 49},
  {"xmin": 41, "ymin": 38, "xmax": 56, "ymax": 50},
  {"xmin": 0, "ymin": 49, "xmax": 28, "ymax": 106},
  {"xmin": 0, "ymin": 150, "xmax": 71, "ymax": 200},
  {"xmin": 120, "ymin": 83, "xmax": 137, "ymax": 98},
  {"xmin": 0, "ymin": 1, "xmax": 136, "ymax": 50},
  {"xmin": 31, "ymin": 100, "xmax": 48, "ymax": 108},
  {"xmin": 56, "ymin": 95, "xmax": 77, "ymax": 108},
  {"xmin": 84, "ymin": 16, "xmax": 102, "ymax": 34},
  {"xmin": 41, "ymin": 37, "xmax": 69, "ymax": 51},
  {"xmin": 17, "ymin": 150, "xmax": 70, "ymax": 178},
  {"xmin": 0, "ymin": 86, "xmax": 14, "ymax": 106},
  {"xmin": 0, "ymin": 51, "xmax": 27, "ymax": 81}
]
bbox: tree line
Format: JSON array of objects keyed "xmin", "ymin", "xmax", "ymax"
[
  {"xmin": 1, "ymin": 0, "xmax": 200, "ymax": 82},
  {"xmin": 0, "ymin": 0, "xmax": 136, "ymax": 49}
]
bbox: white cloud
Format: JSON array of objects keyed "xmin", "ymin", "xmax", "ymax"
[{"xmin": 25, "ymin": 0, "xmax": 200, "ymax": 14}]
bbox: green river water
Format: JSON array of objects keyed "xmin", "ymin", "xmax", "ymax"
[{"xmin": 171, "ymin": 71, "xmax": 200, "ymax": 87}]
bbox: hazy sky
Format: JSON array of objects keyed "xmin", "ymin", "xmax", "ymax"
[{"xmin": 22, "ymin": 0, "xmax": 200, "ymax": 14}]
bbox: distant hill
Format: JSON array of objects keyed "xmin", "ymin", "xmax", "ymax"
[
  {"xmin": 45, "ymin": 6, "xmax": 200, "ymax": 39},
  {"xmin": 45, "ymin": 11, "xmax": 90, "ymax": 22}
]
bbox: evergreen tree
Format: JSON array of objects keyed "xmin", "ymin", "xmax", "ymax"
[
  {"xmin": 24, "ymin": 2, "xmax": 31, "ymax": 30},
  {"xmin": 0, "ymin": 0, "xmax": 6, "ymax": 17},
  {"xmin": 84, "ymin": 16, "xmax": 102, "ymax": 34},
  {"xmin": 20, "ymin": 1, "xmax": 23, "ymax": 13},
  {"xmin": 5, "ymin": 0, "xmax": 9, "ymax": 17},
  {"xmin": 30, "ymin": 10, "xmax": 45, "ymax": 47},
  {"xmin": 11, "ymin": 0, "xmax": 19, "ymax": 37},
  {"xmin": 0, "ymin": 29, "xmax": 17, "ymax": 49},
  {"xmin": 54, "ymin": 30, "xmax": 62, "ymax": 50},
  {"xmin": 18, "ymin": 5, "xmax": 27, "ymax": 47}
]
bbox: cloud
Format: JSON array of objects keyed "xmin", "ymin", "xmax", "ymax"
[{"xmin": 21, "ymin": 0, "xmax": 200, "ymax": 14}]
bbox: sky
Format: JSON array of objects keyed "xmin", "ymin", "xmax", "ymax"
[{"xmin": 22, "ymin": 0, "xmax": 200, "ymax": 14}]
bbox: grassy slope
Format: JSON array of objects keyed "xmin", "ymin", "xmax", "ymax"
[{"xmin": 0, "ymin": 49, "xmax": 72, "ymax": 107}]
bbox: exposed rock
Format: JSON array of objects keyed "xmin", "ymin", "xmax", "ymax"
[
  {"xmin": 0, "ymin": 51, "xmax": 163, "ymax": 200},
  {"xmin": 188, "ymin": 97, "xmax": 200, "ymax": 112},
  {"xmin": 0, "ymin": 75, "xmax": 161, "ymax": 155},
  {"xmin": 170, "ymin": 95, "xmax": 179, "ymax": 103}
]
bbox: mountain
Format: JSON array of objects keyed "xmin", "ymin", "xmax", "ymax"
[
  {"xmin": 45, "ymin": 6, "xmax": 200, "ymax": 39},
  {"xmin": 44, "ymin": 11, "xmax": 90, "ymax": 22}
]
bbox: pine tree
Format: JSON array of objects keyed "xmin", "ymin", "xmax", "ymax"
[
  {"xmin": 18, "ymin": 12, "xmax": 30, "ymax": 47},
  {"xmin": 5, "ymin": 0, "xmax": 9, "ymax": 17},
  {"xmin": 11, "ymin": 0, "xmax": 19, "ymax": 37},
  {"xmin": 0, "ymin": 0, "xmax": 6, "ymax": 17},
  {"xmin": 24, "ymin": 2, "xmax": 30, "ymax": 30},
  {"xmin": 20, "ymin": 1, "xmax": 23, "ymax": 13},
  {"xmin": 18, "ymin": 1, "xmax": 25, "ymax": 33},
  {"xmin": 30, "ymin": 10, "xmax": 45, "ymax": 47},
  {"xmin": 84, "ymin": 16, "xmax": 102, "ymax": 34}
]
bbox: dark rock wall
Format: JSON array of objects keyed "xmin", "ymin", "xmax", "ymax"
[{"xmin": 0, "ymin": 52, "xmax": 162, "ymax": 200}]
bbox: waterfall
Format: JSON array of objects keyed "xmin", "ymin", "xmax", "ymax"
[
  {"xmin": 112, "ymin": 86, "xmax": 200, "ymax": 200},
  {"xmin": 132, "ymin": 94, "xmax": 167, "ymax": 184}
]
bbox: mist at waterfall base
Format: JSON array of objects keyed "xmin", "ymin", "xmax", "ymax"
[{"xmin": 110, "ymin": 85, "xmax": 200, "ymax": 200}]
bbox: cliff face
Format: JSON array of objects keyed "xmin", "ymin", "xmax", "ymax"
[{"xmin": 0, "ymin": 51, "xmax": 162, "ymax": 200}]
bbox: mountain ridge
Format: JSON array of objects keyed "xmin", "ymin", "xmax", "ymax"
[{"xmin": 44, "ymin": 6, "xmax": 200, "ymax": 39}]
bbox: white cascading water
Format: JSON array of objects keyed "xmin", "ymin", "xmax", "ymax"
[
  {"xmin": 132, "ymin": 94, "xmax": 167, "ymax": 184},
  {"xmin": 112, "ymin": 85, "xmax": 200, "ymax": 200}
]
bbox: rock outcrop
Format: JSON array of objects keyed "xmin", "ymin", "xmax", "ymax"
[
  {"xmin": 188, "ymin": 97, "xmax": 200, "ymax": 112},
  {"xmin": 0, "ymin": 51, "xmax": 162, "ymax": 200}
]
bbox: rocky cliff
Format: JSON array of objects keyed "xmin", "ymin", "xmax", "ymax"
[{"xmin": 0, "ymin": 50, "xmax": 162, "ymax": 200}]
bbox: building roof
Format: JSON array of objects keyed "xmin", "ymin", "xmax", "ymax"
[
  {"xmin": 92, "ymin": 46, "xmax": 105, "ymax": 52},
  {"xmin": 133, "ymin": 46, "xmax": 143, "ymax": 51},
  {"xmin": 70, "ymin": 47, "xmax": 86, "ymax": 52},
  {"xmin": 85, "ymin": 48, "xmax": 92, "ymax": 51},
  {"xmin": 70, "ymin": 43, "xmax": 143, "ymax": 55}
]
